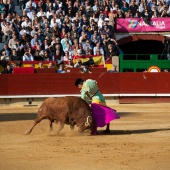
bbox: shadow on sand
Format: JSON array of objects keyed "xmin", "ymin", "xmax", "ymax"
[
  {"xmin": 97, "ymin": 128, "xmax": 170, "ymax": 136},
  {"xmin": 0, "ymin": 113, "xmax": 37, "ymax": 122},
  {"xmin": 1, "ymin": 112, "xmax": 170, "ymax": 136},
  {"xmin": 1, "ymin": 112, "xmax": 169, "ymax": 136},
  {"xmin": 0, "ymin": 112, "xmax": 133, "ymax": 122}
]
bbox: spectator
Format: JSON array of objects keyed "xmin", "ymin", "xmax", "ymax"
[
  {"xmin": 44, "ymin": 27, "xmax": 52, "ymax": 41},
  {"xmin": 0, "ymin": 51, "xmax": 10, "ymax": 61},
  {"xmin": 31, "ymin": 34, "xmax": 42, "ymax": 47},
  {"xmin": 43, "ymin": 50, "xmax": 53, "ymax": 61},
  {"xmin": 158, "ymin": 1, "xmax": 164, "ymax": 15},
  {"xmin": 8, "ymin": 34, "xmax": 17, "ymax": 49},
  {"xmin": 91, "ymin": 30, "xmax": 101, "ymax": 44},
  {"xmin": 121, "ymin": 0, "xmax": 130, "ymax": 14},
  {"xmin": 103, "ymin": 6, "xmax": 110, "ymax": 18},
  {"xmin": 101, "ymin": 24, "xmax": 113, "ymax": 38},
  {"xmin": 84, "ymin": 46, "xmax": 92, "ymax": 55},
  {"xmin": 79, "ymin": 30, "xmax": 89, "ymax": 47},
  {"xmin": 1, "ymin": 21, "xmax": 11, "ymax": 43},
  {"xmin": 74, "ymin": 59, "xmax": 83, "ymax": 68},
  {"xmin": 82, "ymin": 39, "xmax": 93, "ymax": 52},
  {"xmin": 37, "ymin": 8, "xmax": 45, "ymax": 18},
  {"xmin": 65, "ymin": 58, "xmax": 74, "ymax": 68},
  {"xmin": 10, "ymin": 49, "xmax": 22, "ymax": 61},
  {"xmin": 38, "ymin": 62, "xmax": 45, "ymax": 68},
  {"xmin": 160, "ymin": 4, "xmax": 169, "ymax": 17},
  {"xmin": 25, "ymin": 0, "xmax": 36, "ymax": 10},
  {"xmin": 102, "ymin": 19, "xmax": 115, "ymax": 37},
  {"xmin": 1, "ymin": 44, "xmax": 11, "ymax": 57},
  {"xmin": 48, "ymin": 62, "xmax": 54, "ymax": 68},
  {"xmin": 57, "ymin": 63, "xmax": 65, "ymax": 73},
  {"xmin": 23, "ymin": 51, "xmax": 34, "ymax": 61},
  {"xmin": 93, "ymin": 42, "xmax": 104, "ymax": 55},
  {"xmin": 54, "ymin": 49, "xmax": 63, "ymax": 64},
  {"xmin": 80, "ymin": 64, "xmax": 92, "ymax": 74},
  {"xmin": 19, "ymin": 0, "xmax": 26, "ymax": 10},
  {"xmin": 30, "ymin": 25, "xmax": 37, "ymax": 37},
  {"xmin": 36, "ymin": 45, "xmax": 44, "ymax": 57},
  {"xmin": 78, "ymin": 24, "xmax": 91, "ymax": 39},
  {"xmin": 141, "ymin": 8, "xmax": 152, "ymax": 24},
  {"xmin": 34, "ymin": 50, "xmax": 44, "ymax": 61},
  {"xmin": 21, "ymin": 16, "xmax": 31, "ymax": 27},
  {"xmin": 61, "ymin": 33, "xmax": 72, "ymax": 51},
  {"xmin": 6, "ymin": 0, "xmax": 15, "ymax": 15},
  {"xmin": 106, "ymin": 43, "xmax": 119, "ymax": 61},
  {"xmin": 108, "ymin": 65, "xmax": 119, "ymax": 73},
  {"xmin": 19, "ymin": 26, "xmax": 30, "ymax": 37},
  {"xmin": 0, "ymin": 64, "xmax": 13, "ymax": 74},
  {"xmin": 0, "ymin": 0, "xmax": 6, "ymax": 14},
  {"xmin": 129, "ymin": 0, "xmax": 139, "ymax": 17}
]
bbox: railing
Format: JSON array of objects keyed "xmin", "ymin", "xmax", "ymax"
[{"xmin": 119, "ymin": 54, "xmax": 170, "ymax": 72}]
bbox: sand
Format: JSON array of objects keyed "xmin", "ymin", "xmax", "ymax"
[{"xmin": 0, "ymin": 103, "xmax": 170, "ymax": 170}]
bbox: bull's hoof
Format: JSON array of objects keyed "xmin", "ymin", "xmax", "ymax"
[{"xmin": 25, "ymin": 130, "xmax": 30, "ymax": 135}]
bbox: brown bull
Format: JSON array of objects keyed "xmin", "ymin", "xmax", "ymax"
[{"xmin": 25, "ymin": 96, "xmax": 94, "ymax": 135}]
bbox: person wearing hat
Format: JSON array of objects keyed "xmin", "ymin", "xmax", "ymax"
[
  {"xmin": 74, "ymin": 78, "xmax": 120, "ymax": 135},
  {"xmin": 101, "ymin": 19, "xmax": 115, "ymax": 38}
]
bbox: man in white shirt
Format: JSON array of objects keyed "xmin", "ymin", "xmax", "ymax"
[
  {"xmin": 23, "ymin": 52, "xmax": 34, "ymax": 61},
  {"xmin": 21, "ymin": 17, "xmax": 31, "ymax": 27},
  {"xmin": 25, "ymin": 0, "xmax": 36, "ymax": 10},
  {"xmin": 93, "ymin": 42, "xmax": 104, "ymax": 55}
]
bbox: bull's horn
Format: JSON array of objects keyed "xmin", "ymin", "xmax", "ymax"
[{"xmin": 85, "ymin": 122, "xmax": 89, "ymax": 127}]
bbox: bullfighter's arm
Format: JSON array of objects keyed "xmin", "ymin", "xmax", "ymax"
[{"xmin": 81, "ymin": 90, "xmax": 91, "ymax": 104}]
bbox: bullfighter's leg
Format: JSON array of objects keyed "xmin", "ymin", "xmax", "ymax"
[
  {"xmin": 91, "ymin": 126, "xmax": 97, "ymax": 135},
  {"xmin": 25, "ymin": 116, "xmax": 45, "ymax": 135},
  {"xmin": 103, "ymin": 123, "xmax": 111, "ymax": 133}
]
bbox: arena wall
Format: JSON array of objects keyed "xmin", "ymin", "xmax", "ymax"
[{"xmin": 0, "ymin": 72, "xmax": 170, "ymax": 105}]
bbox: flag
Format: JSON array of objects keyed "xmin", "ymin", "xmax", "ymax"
[{"xmin": 73, "ymin": 55, "xmax": 105, "ymax": 68}]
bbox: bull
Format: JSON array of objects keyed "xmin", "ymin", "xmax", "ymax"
[{"xmin": 25, "ymin": 96, "xmax": 94, "ymax": 135}]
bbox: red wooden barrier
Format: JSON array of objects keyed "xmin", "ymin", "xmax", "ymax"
[
  {"xmin": 35, "ymin": 68, "xmax": 56, "ymax": 73},
  {"xmin": 0, "ymin": 73, "xmax": 170, "ymax": 96},
  {"xmin": 13, "ymin": 67, "xmax": 35, "ymax": 74}
]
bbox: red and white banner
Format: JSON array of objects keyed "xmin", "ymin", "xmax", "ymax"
[{"xmin": 116, "ymin": 18, "xmax": 170, "ymax": 32}]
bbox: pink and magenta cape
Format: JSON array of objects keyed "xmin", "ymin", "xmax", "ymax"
[{"xmin": 91, "ymin": 100, "xmax": 120, "ymax": 128}]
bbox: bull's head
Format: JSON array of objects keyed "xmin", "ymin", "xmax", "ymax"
[{"xmin": 78, "ymin": 116, "xmax": 94, "ymax": 133}]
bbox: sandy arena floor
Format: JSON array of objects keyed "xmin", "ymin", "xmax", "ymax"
[{"xmin": 0, "ymin": 103, "xmax": 170, "ymax": 170}]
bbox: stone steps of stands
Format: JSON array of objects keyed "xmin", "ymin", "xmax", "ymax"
[
  {"xmin": 13, "ymin": 0, "xmax": 18, "ymax": 6},
  {"xmin": 15, "ymin": 6, "xmax": 23, "ymax": 16},
  {"xmin": 13, "ymin": 0, "xmax": 23, "ymax": 15}
]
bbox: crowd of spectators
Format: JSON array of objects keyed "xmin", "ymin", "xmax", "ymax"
[{"xmin": 0, "ymin": 0, "xmax": 170, "ymax": 69}]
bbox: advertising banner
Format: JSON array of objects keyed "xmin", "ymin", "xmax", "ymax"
[{"xmin": 116, "ymin": 18, "xmax": 170, "ymax": 32}]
